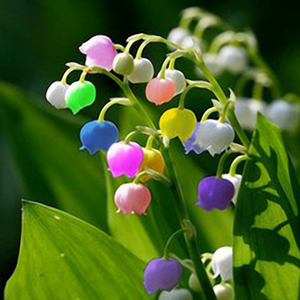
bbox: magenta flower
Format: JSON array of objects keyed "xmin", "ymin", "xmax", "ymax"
[
  {"xmin": 107, "ymin": 141, "xmax": 143, "ymax": 178},
  {"xmin": 114, "ymin": 183, "xmax": 151, "ymax": 215},
  {"xmin": 143, "ymin": 258, "xmax": 182, "ymax": 294},
  {"xmin": 196, "ymin": 176, "xmax": 235, "ymax": 210},
  {"xmin": 79, "ymin": 35, "xmax": 117, "ymax": 71}
]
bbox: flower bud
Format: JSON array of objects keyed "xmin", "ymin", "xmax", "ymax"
[
  {"xmin": 212, "ymin": 246, "xmax": 233, "ymax": 281},
  {"xmin": 79, "ymin": 120, "xmax": 119, "ymax": 154},
  {"xmin": 114, "ymin": 183, "xmax": 151, "ymax": 215},
  {"xmin": 127, "ymin": 58, "xmax": 154, "ymax": 83},
  {"xmin": 79, "ymin": 35, "xmax": 117, "ymax": 71},
  {"xmin": 167, "ymin": 28, "xmax": 192, "ymax": 48},
  {"xmin": 146, "ymin": 78, "xmax": 176, "ymax": 105},
  {"xmin": 65, "ymin": 81, "xmax": 96, "ymax": 114},
  {"xmin": 222, "ymin": 174, "xmax": 242, "ymax": 205},
  {"xmin": 235, "ymin": 98, "xmax": 267, "ymax": 130},
  {"xmin": 159, "ymin": 288, "xmax": 193, "ymax": 300},
  {"xmin": 188, "ymin": 273, "xmax": 202, "ymax": 292},
  {"xmin": 213, "ymin": 283, "xmax": 234, "ymax": 300},
  {"xmin": 46, "ymin": 81, "xmax": 69, "ymax": 109},
  {"xmin": 195, "ymin": 54, "xmax": 223, "ymax": 78},
  {"xmin": 164, "ymin": 69, "xmax": 187, "ymax": 95},
  {"xmin": 195, "ymin": 120, "xmax": 235, "ymax": 156},
  {"xmin": 140, "ymin": 148, "xmax": 165, "ymax": 182},
  {"xmin": 112, "ymin": 52, "xmax": 134, "ymax": 75},
  {"xmin": 196, "ymin": 176, "xmax": 235, "ymax": 210},
  {"xmin": 266, "ymin": 100, "xmax": 298, "ymax": 131},
  {"xmin": 107, "ymin": 141, "xmax": 143, "ymax": 178},
  {"xmin": 144, "ymin": 258, "xmax": 182, "ymax": 294},
  {"xmin": 218, "ymin": 46, "xmax": 248, "ymax": 74},
  {"xmin": 182, "ymin": 122, "xmax": 202, "ymax": 154},
  {"xmin": 160, "ymin": 108, "xmax": 197, "ymax": 142}
]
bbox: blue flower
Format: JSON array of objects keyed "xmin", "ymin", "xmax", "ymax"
[{"xmin": 182, "ymin": 122, "xmax": 202, "ymax": 154}]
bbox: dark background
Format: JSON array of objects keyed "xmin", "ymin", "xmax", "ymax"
[{"xmin": 1, "ymin": 0, "xmax": 300, "ymax": 297}]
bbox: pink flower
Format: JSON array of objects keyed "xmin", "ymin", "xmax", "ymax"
[
  {"xmin": 146, "ymin": 78, "xmax": 176, "ymax": 105},
  {"xmin": 79, "ymin": 35, "xmax": 117, "ymax": 71},
  {"xmin": 114, "ymin": 183, "xmax": 151, "ymax": 215},
  {"xmin": 107, "ymin": 141, "xmax": 144, "ymax": 178}
]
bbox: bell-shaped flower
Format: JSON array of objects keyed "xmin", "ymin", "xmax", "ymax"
[
  {"xmin": 140, "ymin": 148, "xmax": 165, "ymax": 182},
  {"xmin": 128, "ymin": 58, "xmax": 154, "ymax": 83},
  {"xmin": 112, "ymin": 52, "xmax": 134, "ymax": 75},
  {"xmin": 188, "ymin": 273, "xmax": 202, "ymax": 292},
  {"xmin": 65, "ymin": 81, "xmax": 96, "ymax": 114},
  {"xmin": 160, "ymin": 108, "xmax": 197, "ymax": 142},
  {"xmin": 196, "ymin": 176, "xmax": 235, "ymax": 210},
  {"xmin": 218, "ymin": 46, "xmax": 248, "ymax": 74},
  {"xmin": 46, "ymin": 81, "xmax": 69, "ymax": 109},
  {"xmin": 79, "ymin": 120, "xmax": 119, "ymax": 154},
  {"xmin": 266, "ymin": 100, "xmax": 298, "ymax": 131},
  {"xmin": 182, "ymin": 122, "xmax": 203, "ymax": 154},
  {"xmin": 212, "ymin": 246, "xmax": 233, "ymax": 281},
  {"xmin": 114, "ymin": 183, "xmax": 151, "ymax": 215},
  {"xmin": 144, "ymin": 258, "xmax": 182, "ymax": 294},
  {"xmin": 222, "ymin": 174, "xmax": 242, "ymax": 205},
  {"xmin": 213, "ymin": 283, "xmax": 234, "ymax": 300},
  {"xmin": 164, "ymin": 69, "xmax": 187, "ymax": 95},
  {"xmin": 146, "ymin": 78, "xmax": 176, "ymax": 105},
  {"xmin": 167, "ymin": 28, "xmax": 193, "ymax": 48},
  {"xmin": 195, "ymin": 54, "xmax": 223, "ymax": 78},
  {"xmin": 195, "ymin": 120, "xmax": 235, "ymax": 156},
  {"xmin": 107, "ymin": 141, "xmax": 143, "ymax": 178},
  {"xmin": 235, "ymin": 97, "xmax": 267, "ymax": 130},
  {"xmin": 79, "ymin": 35, "xmax": 117, "ymax": 71},
  {"xmin": 159, "ymin": 288, "xmax": 193, "ymax": 300}
]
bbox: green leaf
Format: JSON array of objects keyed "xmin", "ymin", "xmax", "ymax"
[
  {"xmin": 233, "ymin": 114, "xmax": 300, "ymax": 300},
  {"xmin": 5, "ymin": 200, "xmax": 152, "ymax": 300}
]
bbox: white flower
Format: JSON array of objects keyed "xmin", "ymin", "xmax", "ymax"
[
  {"xmin": 165, "ymin": 69, "xmax": 186, "ymax": 95},
  {"xmin": 222, "ymin": 174, "xmax": 242, "ymax": 205},
  {"xmin": 218, "ymin": 46, "xmax": 248, "ymax": 74},
  {"xmin": 127, "ymin": 58, "xmax": 154, "ymax": 83},
  {"xmin": 195, "ymin": 53, "xmax": 223, "ymax": 77},
  {"xmin": 167, "ymin": 28, "xmax": 193, "ymax": 48},
  {"xmin": 235, "ymin": 97, "xmax": 267, "ymax": 130},
  {"xmin": 46, "ymin": 81, "xmax": 69, "ymax": 109},
  {"xmin": 188, "ymin": 273, "xmax": 202, "ymax": 292},
  {"xmin": 159, "ymin": 288, "xmax": 193, "ymax": 300},
  {"xmin": 195, "ymin": 120, "xmax": 235, "ymax": 156},
  {"xmin": 266, "ymin": 100, "xmax": 298, "ymax": 131},
  {"xmin": 213, "ymin": 283, "xmax": 234, "ymax": 300},
  {"xmin": 212, "ymin": 246, "xmax": 233, "ymax": 281}
]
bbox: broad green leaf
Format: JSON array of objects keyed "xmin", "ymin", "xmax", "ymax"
[
  {"xmin": 0, "ymin": 82, "xmax": 108, "ymax": 231},
  {"xmin": 5, "ymin": 200, "xmax": 152, "ymax": 300},
  {"xmin": 234, "ymin": 114, "xmax": 300, "ymax": 300}
]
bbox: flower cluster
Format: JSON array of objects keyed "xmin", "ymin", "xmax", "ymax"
[{"xmin": 46, "ymin": 6, "xmax": 299, "ymax": 299}]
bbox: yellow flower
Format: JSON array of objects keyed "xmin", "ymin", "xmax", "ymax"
[
  {"xmin": 140, "ymin": 148, "xmax": 165, "ymax": 182},
  {"xmin": 159, "ymin": 108, "xmax": 197, "ymax": 142}
]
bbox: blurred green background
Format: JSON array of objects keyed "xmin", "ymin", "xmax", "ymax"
[{"xmin": 1, "ymin": 0, "xmax": 300, "ymax": 297}]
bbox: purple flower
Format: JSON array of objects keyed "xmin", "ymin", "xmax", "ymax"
[
  {"xmin": 143, "ymin": 258, "xmax": 182, "ymax": 294},
  {"xmin": 183, "ymin": 122, "xmax": 203, "ymax": 154},
  {"xmin": 196, "ymin": 176, "xmax": 235, "ymax": 210}
]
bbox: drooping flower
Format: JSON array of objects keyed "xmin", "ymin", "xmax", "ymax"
[
  {"xmin": 144, "ymin": 258, "xmax": 182, "ymax": 294},
  {"xmin": 222, "ymin": 174, "xmax": 242, "ymax": 205},
  {"xmin": 195, "ymin": 53, "xmax": 223, "ymax": 78},
  {"xmin": 188, "ymin": 273, "xmax": 202, "ymax": 292},
  {"xmin": 196, "ymin": 176, "xmax": 235, "ymax": 210},
  {"xmin": 159, "ymin": 288, "xmax": 193, "ymax": 300},
  {"xmin": 65, "ymin": 81, "xmax": 96, "ymax": 114},
  {"xmin": 183, "ymin": 122, "xmax": 203, "ymax": 154},
  {"xmin": 146, "ymin": 78, "xmax": 176, "ymax": 105},
  {"xmin": 79, "ymin": 35, "xmax": 117, "ymax": 71},
  {"xmin": 164, "ymin": 69, "xmax": 187, "ymax": 95},
  {"xmin": 112, "ymin": 52, "xmax": 134, "ymax": 75},
  {"xmin": 167, "ymin": 28, "xmax": 194, "ymax": 48},
  {"xmin": 140, "ymin": 148, "xmax": 165, "ymax": 182},
  {"xmin": 107, "ymin": 141, "xmax": 143, "ymax": 178},
  {"xmin": 127, "ymin": 58, "xmax": 154, "ymax": 83},
  {"xmin": 266, "ymin": 100, "xmax": 298, "ymax": 131},
  {"xmin": 46, "ymin": 81, "xmax": 69, "ymax": 109},
  {"xmin": 79, "ymin": 120, "xmax": 119, "ymax": 154},
  {"xmin": 195, "ymin": 120, "xmax": 235, "ymax": 156},
  {"xmin": 235, "ymin": 97, "xmax": 267, "ymax": 130},
  {"xmin": 218, "ymin": 46, "xmax": 248, "ymax": 74},
  {"xmin": 114, "ymin": 183, "xmax": 151, "ymax": 215},
  {"xmin": 212, "ymin": 246, "xmax": 233, "ymax": 281},
  {"xmin": 160, "ymin": 108, "xmax": 197, "ymax": 142},
  {"xmin": 213, "ymin": 283, "xmax": 234, "ymax": 300}
]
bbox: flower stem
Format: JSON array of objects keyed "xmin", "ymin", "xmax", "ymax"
[
  {"xmin": 229, "ymin": 155, "xmax": 248, "ymax": 176},
  {"xmin": 163, "ymin": 229, "xmax": 186, "ymax": 259}
]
